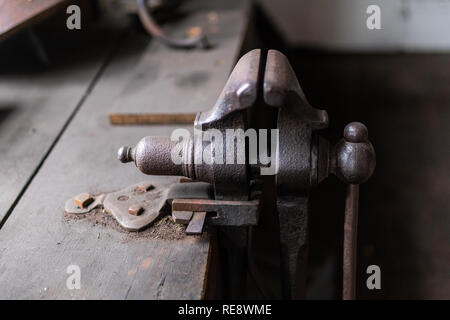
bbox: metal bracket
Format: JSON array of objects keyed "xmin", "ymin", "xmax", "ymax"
[{"xmin": 65, "ymin": 178, "xmax": 258, "ymax": 233}]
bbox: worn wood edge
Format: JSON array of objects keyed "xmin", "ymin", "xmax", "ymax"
[
  {"xmin": 109, "ymin": 113, "xmax": 197, "ymax": 125},
  {"xmin": 0, "ymin": 0, "xmax": 70, "ymax": 41}
]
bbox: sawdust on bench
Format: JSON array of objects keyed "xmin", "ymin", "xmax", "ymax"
[{"xmin": 63, "ymin": 208, "xmax": 199, "ymax": 241}]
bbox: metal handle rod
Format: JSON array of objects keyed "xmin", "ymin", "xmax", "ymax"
[{"xmin": 343, "ymin": 183, "xmax": 359, "ymax": 300}]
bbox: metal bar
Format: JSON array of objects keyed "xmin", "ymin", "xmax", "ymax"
[
  {"xmin": 186, "ymin": 211, "xmax": 207, "ymax": 235},
  {"xmin": 172, "ymin": 210, "xmax": 194, "ymax": 224},
  {"xmin": 172, "ymin": 198, "xmax": 259, "ymax": 226},
  {"xmin": 109, "ymin": 113, "xmax": 196, "ymax": 125},
  {"xmin": 343, "ymin": 183, "xmax": 359, "ymax": 300},
  {"xmin": 277, "ymin": 195, "xmax": 309, "ymax": 299}
]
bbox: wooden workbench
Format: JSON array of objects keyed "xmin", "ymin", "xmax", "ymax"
[{"xmin": 0, "ymin": 0, "xmax": 248, "ymax": 299}]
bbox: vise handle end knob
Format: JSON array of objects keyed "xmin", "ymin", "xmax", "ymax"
[
  {"xmin": 118, "ymin": 146, "xmax": 135, "ymax": 163},
  {"xmin": 332, "ymin": 122, "xmax": 376, "ymax": 185}
]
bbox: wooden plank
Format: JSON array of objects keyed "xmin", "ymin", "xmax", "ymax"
[
  {"xmin": 0, "ymin": 0, "xmax": 248, "ymax": 299},
  {"xmin": 0, "ymin": 0, "xmax": 68, "ymax": 40},
  {"xmin": 0, "ymin": 17, "xmax": 123, "ymax": 221}
]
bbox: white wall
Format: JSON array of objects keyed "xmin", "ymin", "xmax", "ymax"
[{"xmin": 258, "ymin": 0, "xmax": 450, "ymax": 52}]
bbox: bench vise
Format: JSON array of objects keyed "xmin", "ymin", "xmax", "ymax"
[{"xmin": 118, "ymin": 49, "xmax": 376, "ymax": 299}]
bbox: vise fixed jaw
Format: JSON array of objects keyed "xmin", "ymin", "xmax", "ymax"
[{"xmin": 118, "ymin": 49, "xmax": 375, "ymax": 299}]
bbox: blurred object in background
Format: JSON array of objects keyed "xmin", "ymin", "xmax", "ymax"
[
  {"xmin": 257, "ymin": 0, "xmax": 450, "ymax": 52},
  {"xmin": 97, "ymin": 0, "xmax": 182, "ymax": 13},
  {"xmin": 98, "ymin": 0, "xmax": 208, "ymax": 48},
  {"xmin": 250, "ymin": 2, "xmax": 450, "ymax": 299},
  {"xmin": 1, "ymin": 0, "xmax": 207, "ymax": 50}
]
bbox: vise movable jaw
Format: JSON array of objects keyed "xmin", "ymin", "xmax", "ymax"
[{"xmin": 118, "ymin": 49, "xmax": 375, "ymax": 299}]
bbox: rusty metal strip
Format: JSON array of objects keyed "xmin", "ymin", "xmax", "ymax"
[
  {"xmin": 343, "ymin": 184, "xmax": 359, "ymax": 300},
  {"xmin": 186, "ymin": 211, "xmax": 206, "ymax": 235},
  {"xmin": 109, "ymin": 113, "xmax": 197, "ymax": 125},
  {"xmin": 172, "ymin": 210, "xmax": 194, "ymax": 224},
  {"xmin": 172, "ymin": 198, "xmax": 259, "ymax": 226}
]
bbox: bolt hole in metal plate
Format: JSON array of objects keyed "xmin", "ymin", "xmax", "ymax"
[{"xmin": 117, "ymin": 195, "xmax": 129, "ymax": 201}]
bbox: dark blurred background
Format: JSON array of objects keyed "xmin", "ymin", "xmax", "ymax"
[{"xmin": 247, "ymin": 3, "xmax": 450, "ymax": 299}]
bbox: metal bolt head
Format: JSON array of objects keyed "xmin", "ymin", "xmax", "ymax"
[
  {"xmin": 74, "ymin": 193, "xmax": 94, "ymax": 208},
  {"xmin": 334, "ymin": 122, "xmax": 376, "ymax": 184},
  {"xmin": 135, "ymin": 184, "xmax": 154, "ymax": 194},
  {"xmin": 128, "ymin": 204, "xmax": 144, "ymax": 216}
]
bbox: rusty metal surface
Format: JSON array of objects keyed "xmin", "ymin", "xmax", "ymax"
[
  {"xmin": 172, "ymin": 210, "xmax": 193, "ymax": 224},
  {"xmin": 118, "ymin": 50, "xmax": 262, "ymax": 201},
  {"xmin": 65, "ymin": 180, "xmax": 213, "ymax": 231},
  {"xmin": 64, "ymin": 194, "xmax": 105, "ymax": 214},
  {"xmin": 343, "ymin": 184, "xmax": 359, "ymax": 300},
  {"xmin": 194, "ymin": 49, "xmax": 260, "ymax": 200},
  {"xmin": 196, "ymin": 49, "xmax": 260, "ymax": 126},
  {"xmin": 74, "ymin": 193, "xmax": 94, "ymax": 208},
  {"xmin": 262, "ymin": 50, "xmax": 329, "ymax": 299},
  {"xmin": 186, "ymin": 211, "xmax": 207, "ymax": 235},
  {"xmin": 109, "ymin": 113, "xmax": 197, "ymax": 125},
  {"xmin": 103, "ymin": 181, "xmax": 213, "ymax": 231},
  {"xmin": 120, "ymin": 137, "xmax": 185, "ymax": 176},
  {"xmin": 331, "ymin": 122, "xmax": 376, "ymax": 185},
  {"xmin": 93, "ymin": 181, "xmax": 173, "ymax": 231},
  {"xmin": 172, "ymin": 198, "xmax": 259, "ymax": 226},
  {"xmin": 117, "ymin": 48, "xmax": 375, "ymax": 299},
  {"xmin": 0, "ymin": 0, "xmax": 68, "ymax": 40},
  {"xmin": 319, "ymin": 122, "xmax": 375, "ymax": 300}
]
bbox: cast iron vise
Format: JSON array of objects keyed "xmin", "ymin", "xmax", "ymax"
[{"xmin": 118, "ymin": 49, "xmax": 376, "ymax": 299}]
